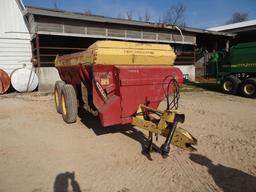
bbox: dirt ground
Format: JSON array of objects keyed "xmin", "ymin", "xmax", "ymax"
[{"xmin": 0, "ymin": 89, "xmax": 256, "ymax": 192}]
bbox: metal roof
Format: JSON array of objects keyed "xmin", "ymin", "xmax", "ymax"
[
  {"xmin": 207, "ymin": 19, "xmax": 256, "ymax": 32},
  {"xmin": 23, "ymin": 6, "xmax": 235, "ymax": 37},
  {"xmin": 179, "ymin": 26, "xmax": 235, "ymax": 37},
  {"xmin": 23, "ymin": 6, "xmax": 160, "ymax": 28}
]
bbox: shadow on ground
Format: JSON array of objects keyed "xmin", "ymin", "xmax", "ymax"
[
  {"xmin": 54, "ymin": 171, "xmax": 81, "ymax": 192},
  {"xmin": 78, "ymin": 107, "xmax": 159, "ymax": 160},
  {"xmin": 190, "ymin": 154, "xmax": 256, "ymax": 192}
]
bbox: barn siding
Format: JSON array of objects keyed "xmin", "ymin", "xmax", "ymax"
[{"xmin": 0, "ymin": 0, "xmax": 32, "ymax": 75}]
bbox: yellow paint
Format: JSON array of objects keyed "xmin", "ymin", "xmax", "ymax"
[
  {"xmin": 171, "ymin": 127, "xmax": 197, "ymax": 152},
  {"xmin": 100, "ymin": 78, "xmax": 110, "ymax": 86},
  {"xmin": 61, "ymin": 95, "xmax": 67, "ymax": 115},
  {"xmin": 132, "ymin": 117, "xmax": 162, "ymax": 134},
  {"xmin": 55, "ymin": 40, "xmax": 176, "ymax": 66},
  {"xmin": 158, "ymin": 111, "xmax": 175, "ymax": 130},
  {"xmin": 55, "ymin": 89, "xmax": 59, "ymax": 107},
  {"xmin": 132, "ymin": 104, "xmax": 197, "ymax": 152}
]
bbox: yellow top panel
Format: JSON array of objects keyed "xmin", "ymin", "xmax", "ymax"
[{"xmin": 55, "ymin": 40, "xmax": 176, "ymax": 66}]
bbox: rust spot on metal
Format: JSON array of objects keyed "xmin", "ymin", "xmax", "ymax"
[{"xmin": 0, "ymin": 69, "xmax": 10, "ymax": 94}]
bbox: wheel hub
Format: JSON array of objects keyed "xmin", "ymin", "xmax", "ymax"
[
  {"xmin": 223, "ymin": 81, "xmax": 233, "ymax": 91},
  {"xmin": 61, "ymin": 95, "xmax": 67, "ymax": 115},
  {"xmin": 55, "ymin": 90, "xmax": 59, "ymax": 106},
  {"xmin": 244, "ymin": 84, "xmax": 255, "ymax": 95}
]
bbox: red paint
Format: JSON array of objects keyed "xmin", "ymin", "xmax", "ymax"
[
  {"xmin": 57, "ymin": 64, "xmax": 183, "ymax": 127},
  {"xmin": 0, "ymin": 69, "xmax": 10, "ymax": 94},
  {"xmin": 98, "ymin": 95, "xmax": 122, "ymax": 126}
]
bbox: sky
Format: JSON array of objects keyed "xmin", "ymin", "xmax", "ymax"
[{"xmin": 22, "ymin": 0, "xmax": 256, "ymax": 29}]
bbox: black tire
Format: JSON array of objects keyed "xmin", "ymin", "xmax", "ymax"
[
  {"xmin": 54, "ymin": 81, "xmax": 65, "ymax": 114},
  {"xmin": 221, "ymin": 76, "xmax": 241, "ymax": 95},
  {"xmin": 61, "ymin": 84, "xmax": 78, "ymax": 123},
  {"xmin": 241, "ymin": 78, "xmax": 256, "ymax": 98}
]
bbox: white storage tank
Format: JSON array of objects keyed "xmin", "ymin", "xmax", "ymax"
[{"xmin": 11, "ymin": 68, "xmax": 38, "ymax": 92}]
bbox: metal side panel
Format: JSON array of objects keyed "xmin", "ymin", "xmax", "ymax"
[{"xmin": 116, "ymin": 65, "xmax": 183, "ymax": 124}]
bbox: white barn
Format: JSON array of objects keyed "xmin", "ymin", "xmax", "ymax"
[{"xmin": 0, "ymin": 0, "xmax": 32, "ymax": 75}]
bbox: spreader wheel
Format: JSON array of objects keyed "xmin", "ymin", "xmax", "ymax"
[
  {"xmin": 61, "ymin": 84, "xmax": 78, "ymax": 123},
  {"xmin": 54, "ymin": 81, "xmax": 65, "ymax": 113}
]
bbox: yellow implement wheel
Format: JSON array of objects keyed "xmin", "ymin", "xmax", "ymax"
[
  {"xmin": 241, "ymin": 78, "xmax": 256, "ymax": 98},
  {"xmin": 54, "ymin": 81, "xmax": 65, "ymax": 113},
  {"xmin": 221, "ymin": 76, "xmax": 241, "ymax": 95},
  {"xmin": 61, "ymin": 94, "xmax": 67, "ymax": 115},
  {"xmin": 61, "ymin": 84, "xmax": 78, "ymax": 123},
  {"xmin": 223, "ymin": 81, "xmax": 233, "ymax": 92},
  {"xmin": 244, "ymin": 84, "xmax": 255, "ymax": 96},
  {"xmin": 55, "ymin": 90, "xmax": 59, "ymax": 106}
]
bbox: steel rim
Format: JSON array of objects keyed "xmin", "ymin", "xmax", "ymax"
[
  {"xmin": 55, "ymin": 90, "xmax": 59, "ymax": 107},
  {"xmin": 244, "ymin": 84, "xmax": 255, "ymax": 95},
  {"xmin": 61, "ymin": 95, "xmax": 67, "ymax": 115},
  {"xmin": 223, "ymin": 81, "xmax": 233, "ymax": 92}
]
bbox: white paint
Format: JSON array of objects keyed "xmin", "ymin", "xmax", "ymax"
[
  {"xmin": 207, "ymin": 19, "xmax": 256, "ymax": 31},
  {"xmin": 175, "ymin": 65, "xmax": 195, "ymax": 82},
  {"xmin": 0, "ymin": 0, "xmax": 32, "ymax": 75},
  {"xmin": 0, "ymin": 0, "xmax": 29, "ymax": 39},
  {"xmin": 11, "ymin": 68, "xmax": 38, "ymax": 92}
]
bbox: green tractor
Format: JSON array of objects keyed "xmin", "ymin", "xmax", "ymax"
[{"xmin": 207, "ymin": 42, "xmax": 256, "ymax": 98}]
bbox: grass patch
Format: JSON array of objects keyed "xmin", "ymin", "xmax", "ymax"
[{"xmin": 181, "ymin": 82, "xmax": 221, "ymax": 93}]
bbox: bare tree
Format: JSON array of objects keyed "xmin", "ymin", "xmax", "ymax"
[
  {"xmin": 163, "ymin": 3, "xmax": 186, "ymax": 26},
  {"xmin": 138, "ymin": 9, "xmax": 151, "ymax": 22},
  {"xmin": 226, "ymin": 12, "xmax": 249, "ymax": 24},
  {"xmin": 157, "ymin": 16, "xmax": 162, "ymax": 24},
  {"xmin": 53, "ymin": 0, "xmax": 60, "ymax": 10},
  {"xmin": 126, "ymin": 10, "xmax": 133, "ymax": 20},
  {"xmin": 144, "ymin": 9, "xmax": 151, "ymax": 22},
  {"xmin": 84, "ymin": 9, "xmax": 92, "ymax": 15}
]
